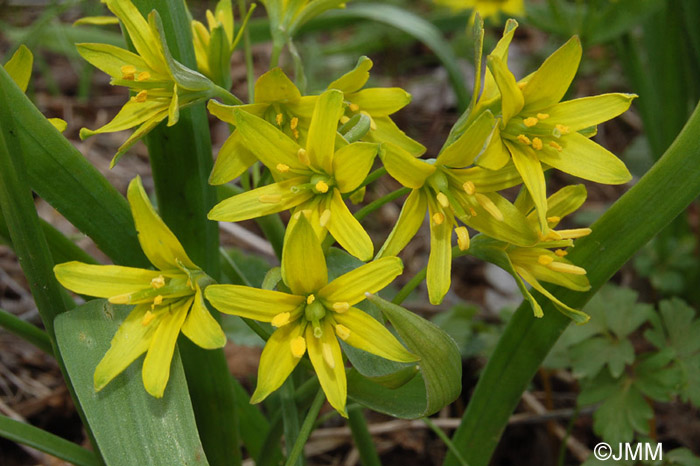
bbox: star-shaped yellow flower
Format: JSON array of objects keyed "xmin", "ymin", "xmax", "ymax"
[
  {"xmin": 54, "ymin": 177, "xmax": 225, "ymax": 398},
  {"xmin": 208, "ymin": 89, "xmax": 378, "ymax": 261},
  {"xmin": 205, "ymin": 213, "xmax": 418, "ymax": 415}
]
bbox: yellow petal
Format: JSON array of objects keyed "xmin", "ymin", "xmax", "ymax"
[
  {"xmin": 456, "ymin": 192, "xmax": 539, "ymax": 246},
  {"xmin": 75, "ymin": 43, "xmax": 160, "ymax": 81},
  {"xmin": 543, "ymin": 185, "xmax": 587, "ymax": 222},
  {"xmin": 486, "ymin": 55, "xmax": 524, "ymax": 126},
  {"xmin": 327, "ymin": 56, "xmax": 372, "ymax": 94},
  {"xmin": 128, "ymin": 176, "xmax": 198, "ymax": 270},
  {"xmin": 4, "ymin": 45, "xmax": 33, "ymax": 92},
  {"xmin": 426, "ymin": 202, "xmax": 452, "ymax": 305},
  {"xmin": 437, "ymin": 110, "xmax": 495, "ymax": 168},
  {"xmin": 319, "ymin": 256, "xmax": 403, "ymax": 306},
  {"xmin": 538, "ymin": 132, "xmax": 631, "ymax": 185},
  {"xmin": 474, "ymin": 124, "xmax": 511, "ymax": 170},
  {"xmin": 521, "ymin": 36, "xmax": 582, "ymax": 112},
  {"xmin": 334, "ymin": 308, "xmax": 419, "ymax": 362},
  {"xmin": 541, "ymin": 93, "xmax": 636, "ymax": 132},
  {"xmin": 207, "ymin": 100, "xmax": 267, "ymax": 124},
  {"xmin": 207, "ymin": 177, "xmax": 314, "ymax": 221},
  {"xmin": 306, "ymin": 321, "xmax": 346, "ymax": 416},
  {"xmin": 516, "ymin": 266, "xmax": 589, "ymax": 324},
  {"xmin": 480, "ymin": 19, "xmax": 518, "ymax": 105},
  {"xmin": 250, "ymin": 323, "xmax": 306, "ymax": 403},
  {"xmin": 376, "ymin": 189, "xmax": 427, "ymax": 258},
  {"xmin": 181, "ymin": 286, "xmax": 226, "ymax": 349},
  {"xmin": 109, "ymin": 111, "xmax": 168, "ymax": 168},
  {"xmin": 365, "ymin": 116, "xmax": 426, "ymax": 156},
  {"xmin": 254, "ymin": 67, "xmax": 301, "ymax": 103},
  {"xmin": 94, "ymin": 304, "xmax": 158, "ymax": 391},
  {"xmin": 382, "ymin": 142, "xmax": 435, "ymax": 189},
  {"xmin": 449, "ymin": 163, "xmax": 523, "ymax": 193},
  {"xmin": 347, "ymin": 88, "xmax": 411, "ymax": 116},
  {"xmin": 507, "ymin": 142, "xmax": 548, "ymax": 232},
  {"xmin": 48, "ymin": 118, "xmax": 68, "ymax": 133},
  {"xmin": 326, "ymin": 189, "xmax": 374, "ymax": 261},
  {"xmin": 209, "ymin": 130, "xmax": 258, "ymax": 185},
  {"xmin": 73, "ymin": 16, "xmax": 121, "ymax": 26},
  {"xmin": 205, "ymin": 284, "xmax": 304, "ymax": 321},
  {"xmin": 142, "ymin": 297, "xmax": 191, "ymax": 397},
  {"xmin": 286, "ymin": 95, "xmax": 318, "ymax": 119},
  {"xmin": 332, "ymin": 142, "xmax": 378, "ymax": 192},
  {"xmin": 306, "ymin": 89, "xmax": 345, "ymax": 174},
  {"xmin": 80, "ymin": 99, "xmax": 165, "ymax": 139},
  {"xmin": 282, "ymin": 214, "xmax": 328, "ymax": 295},
  {"xmin": 54, "ymin": 262, "xmax": 162, "ymax": 298},
  {"xmin": 167, "ymin": 84, "xmax": 179, "ymax": 126}
]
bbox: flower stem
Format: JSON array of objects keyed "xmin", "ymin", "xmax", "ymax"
[
  {"xmin": 237, "ymin": 0, "xmax": 255, "ymax": 102},
  {"xmin": 355, "ymin": 187, "xmax": 411, "ymax": 222},
  {"xmin": 347, "ymin": 405, "xmax": 381, "ymax": 466},
  {"xmin": 284, "ymin": 388, "xmax": 326, "ymax": 466},
  {"xmin": 0, "ymin": 308, "xmax": 53, "ymax": 355},
  {"xmin": 422, "ymin": 417, "xmax": 469, "ymax": 466}
]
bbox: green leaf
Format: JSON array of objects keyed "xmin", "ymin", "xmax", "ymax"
[
  {"xmin": 667, "ymin": 448, "xmax": 700, "ymax": 466},
  {"xmin": 634, "ymin": 349, "xmax": 682, "ymax": 402},
  {"xmin": 0, "ymin": 415, "xmax": 99, "ymax": 466},
  {"xmin": 569, "ymin": 336, "xmax": 635, "ymax": 379},
  {"xmin": 54, "ymin": 300, "xmax": 209, "ymax": 465},
  {"xmin": 584, "ymin": 285, "xmax": 654, "ymax": 339}
]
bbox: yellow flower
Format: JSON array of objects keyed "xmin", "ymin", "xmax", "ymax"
[
  {"xmin": 54, "ymin": 177, "xmax": 225, "ymax": 398},
  {"xmin": 207, "ymin": 68, "xmax": 318, "ymax": 185},
  {"xmin": 377, "ymin": 110, "xmax": 539, "ymax": 305},
  {"xmin": 205, "ymin": 214, "xmax": 418, "ymax": 415},
  {"xmin": 328, "ymin": 56, "xmax": 426, "ymax": 157},
  {"xmin": 76, "ymin": 0, "xmax": 237, "ymax": 167},
  {"xmin": 191, "ymin": 0, "xmax": 254, "ymax": 88},
  {"xmin": 262, "ymin": 0, "xmax": 347, "ymax": 39},
  {"xmin": 208, "ymin": 89, "xmax": 379, "ymax": 261},
  {"xmin": 435, "ymin": 0, "xmax": 524, "ymax": 21},
  {"xmin": 476, "ymin": 21, "xmax": 635, "ymax": 232}
]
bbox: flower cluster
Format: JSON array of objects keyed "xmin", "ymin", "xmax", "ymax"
[{"xmin": 57, "ymin": 2, "xmax": 635, "ymax": 413}]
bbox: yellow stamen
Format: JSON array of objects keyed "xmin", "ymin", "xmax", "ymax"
[
  {"xmin": 275, "ymin": 113, "xmax": 283, "ymax": 126},
  {"xmin": 335, "ymin": 324, "xmax": 351, "ymax": 341},
  {"xmin": 455, "ymin": 226, "xmax": 470, "ymax": 251},
  {"xmin": 120, "ymin": 65, "xmax": 136, "ymax": 79},
  {"xmin": 538, "ymin": 255, "xmax": 554, "ymax": 266},
  {"xmin": 349, "ymin": 103, "xmax": 360, "ymax": 112},
  {"xmin": 469, "ymin": 207, "xmax": 477, "ymax": 216},
  {"xmin": 293, "ymin": 129, "xmax": 300, "ymax": 139},
  {"xmin": 340, "ymin": 115, "xmax": 350, "ymax": 124},
  {"xmin": 437, "ymin": 192, "xmax": 450, "ymax": 208},
  {"xmin": 543, "ymin": 230, "xmax": 563, "ymax": 241},
  {"xmin": 319, "ymin": 209, "xmax": 331, "ymax": 228},
  {"xmin": 523, "ymin": 117, "xmax": 539, "ymax": 127},
  {"xmin": 332, "ymin": 302, "xmax": 349, "ymax": 313},
  {"xmin": 151, "ymin": 275, "xmax": 165, "ymax": 289},
  {"xmin": 548, "ymin": 262, "xmax": 587, "ymax": 275},
  {"xmin": 136, "ymin": 71, "xmax": 151, "ymax": 81},
  {"xmin": 558, "ymin": 228, "xmax": 593, "ymax": 239},
  {"xmin": 141, "ymin": 310, "xmax": 156, "ymax": 326},
  {"xmin": 322, "ymin": 343, "xmax": 335, "ymax": 368},
  {"xmin": 547, "ymin": 216, "xmax": 561, "ymax": 224},
  {"xmin": 290, "ymin": 336, "xmax": 306, "ymax": 358},
  {"xmin": 549, "ymin": 141, "xmax": 563, "ymax": 151},
  {"xmin": 297, "ymin": 148, "xmax": 310, "ymax": 165},
  {"xmin": 134, "ymin": 90, "xmax": 148, "ymax": 102},
  {"xmin": 532, "ymin": 137, "xmax": 543, "ymax": 150},
  {"xmin": 463, "ymin": 181, "xmax": 476, "ymax": 195},
  {"xmin": 109, "ymin": 293, "xmax": 130, "ymax": 304},
  {"xmin": 555, "ymin": 124, "xmax": 570, "ymax": 134},
  {"xmin": 271, "ymin": 312, "xmax": 291, "ymax": 327},
  {"xmin": 290, "ymin": 117, "xmax": 299, "ymax": 130},
  {"xmin": 153, "ymin": 295, "xmax": 163, "ymax": 306},
  {"xmin": 315, "ymin": 180, "xmax": 329, "ymax": 193},
  {"xmin": 537, "ymin": 113, "xmax": 550, "ymax": 120},
  {"xmin": 307, "ymin": 294, "xmax": 316, "ymax": 305},
  {"xmin": 555, "ymin": 249, "xmax": 568, "ymax": 257},
  {"xmin": 259, "ymin": 194, "xmax": 282, "ymax": 203},
  {"xmin": 517, "ymin": 134, "xmax": 531, "ymax": 145},
  {"xmin": 517, "ymin": 82, "xmax": 527, "ymax": 89},
  {"xmin": 276, "ymin": 163, "xmax": 290, "ymax": 173},
  {"xmin": 364, "ymin": 112, "xmax": 377, "ymax": 130},
  {"xmin": 475, "ymin": 193, "xmax": 504, "ymax": 221},
  {"xmin": 432, "ymin": 212, "xmax": 445, "ymax": 225}
]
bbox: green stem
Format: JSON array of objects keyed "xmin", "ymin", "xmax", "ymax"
[
  {"xmin": 347, "ymin": 405, "xmax": 381, "ymax": 466},
  {"xmin": 284, "ymin": 388, "xmax": 326, "ymax": 466},
  {"xmin": 393, "ymin": 267, "xmax": 427, "ymax": 305},
  {"xmin": 281, "ymin": 379, "xmax": 302, "ymax": 466},
  {"xmin": 0, "ymin": 308, "xmax": 53, "ymax": 355},
  {"xmin": 355, "ymin": 187, "xmax": 410, "ymax": 222},
  {"xmin": 237, "ymin": 0, "xmax": 255, "ymax": 102},
  {"xmin": 423, "ymin": 417, "xmax": 468, "ymax": 466},
  {"xmin": 270, "ymin": 37, "xmax": 285, "ymax": 68},
  {"xmin": 444, "ymin": 101, "xmax": 700, "ymax": 466},
  {"xmin": 287, "ymin": 39, "xmax": 307, "ymax": 94}
]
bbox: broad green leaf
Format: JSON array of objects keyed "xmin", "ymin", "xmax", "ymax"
[{"xmin": 54, "ymin": 300, "xmax": 209, "ymax": 465}]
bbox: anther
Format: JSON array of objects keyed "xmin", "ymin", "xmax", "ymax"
[
  {"xmin": 153, "ymin": 295, "xmax": 163, "ymax": 306},
  {"xmin": 275, "ymin": 113, "xmax": 283, "ymax": 126},
  {"xmin": 259, "ymin": 194, "xmax": 282, "ymax": 203},
  {"xmin": 332, "ymin": 302, "xmax": 349, "ymax": 313},
  {"xmin": 537, "ymin": 113, "xmax": 550, "ymax": 120},
  {"xmin": 555, "ymin": 124, "xmax": 570, "ymax": 134},
  {"xmin": 469, "ymin": 207, "xmax": 477, "ymax": 216},
  {"xmin": 548, "ymin": 262, "xmax": 586, "ymax": 275},
  {"xmin": 307, "ymin": 294, "xmax": 316, "ymax": 305},
  {"xmin": 547, "ymin": 216, "xmax": 561, "ymax": 224},
  {"xmin": 319, "ymin": 209, "xmax": 331, "ymax": 227},
  {"xmin": 523, "ymin": 117, "xmax": 539, "ymax": 127},
  {"xmin": 455, "ymin": 226, "xmax": 470, "ymax": 251},
  {"xmin": 276, "ymin": 163, "xmax": 290, "ymax": 173},
  {"xmin": 517, "ymin": 134, "xmax": 532, "ymax": 145},
  {"xmin": 543, "ymin": 230, "xmax": 563, "ymax": 241},
  {"xmin": 432, "ymin": 213, "xmax": 445, "ymax": 225},
  {"xmin": 290, "ymin": 336, "xmax": 306, "ymax": 358},
  {"xmin": 134, "ymin": 90, "xmax": 148, "ymax": 102},
  {"xmin": 518, "ymin": 82, "xmax": 527, "ymax": 89},
  {"xmin": 151, "ymin": 275, "xmax": 165, "ymax": 289},
  {"xmin": 315, "ymin": 180, "xmax": 329, "ymax": 193},
  {"xmin": 475, "ymin": 193, "xmax": 504, "ymax": 221},
  {"xmin": 120, "ymin": 65, "xmax": 136, "ymax": 79},
  {"xmin": 271, "ymin": 312, "xmax": 291, "ymax": 327},
  {"xmin": 349, "ymin": 103, "xmax": 360, "ymax": 112},
  {"xmin": 340, "ymin": 115, "xmax": 350, "ymax": 124},
  {"xmin": 538, "ymin": 255, "xmax": 554, "ymax": 265},
  {"xmin": 293, "ymin": 129, "xmax": 300, "ymax": 139},
  {"xmin": 297, "ymin": 148, "xmax": 310, "ymax": 165},
  {"xmin": 290, "ymin": 117, "xmax": 299, "ymax": 129},
  {"xmin": 463, "ymin": 181, "xmax": 476, "ymax": 195},
  {"xmin": 136, "ymin": 71, "xmax": 151, "ymax": 81},
  {"xmin": 322, "ymin": 343, "xmax": 335, "ymax": 368},
  {"xmin": 141, "ymin": 310, "xmax": 156, "ymax": 326},
  {"xmin": 437, "ymin": 192, "xmax": 450, "ymax": 208},
  {"xmin": 532, "ymin": 137, "xmax": 543, "ymax": 150},
  {"xmin": 549, "ymin": 141, "xmax": 563, "ymax": 151},
  {"xmin": 335, "ymin": 324, "xmax": 351, "ymax": 340},
  {"xmin": 558, "ymin": 228, "xmax": 592, "ymax": 239},
  {"xmin": 555, "ymin": 249, "xmax": 568, "ymax": 257}
]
